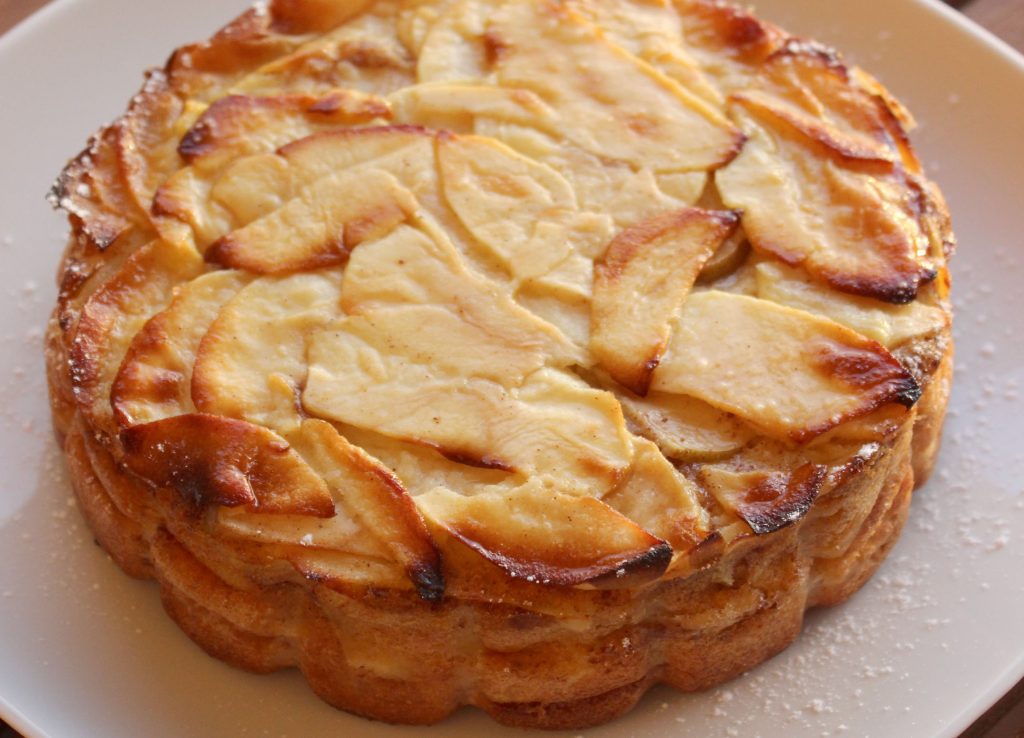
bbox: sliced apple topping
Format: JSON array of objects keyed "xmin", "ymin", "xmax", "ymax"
[
  {"xmin": 591, "ymin": 207, "xmax": 739, "ymax": 395},
  {"xmin": 753, "ymin": 41, "xmax": 922, "ymax": 168},
  {"xmin": 416, "ymin": 482, "xmax": 670, "ymax": 588},
  {"xmin": 112, "ymin": 269, "xmax": 250, "ymax": 428},
  {"xmin": 305, "ymin": 316, "xmax": 630, "ymax": 487},
  {"xmin": 205, "ymin": 167, "xmax": 417, "ymax": 273},
  {"xmin": 572, "ymin": 0, "xmax": 722, "ymax": 106},
  {"xmin": 241, "ymin": 6, "xmax": 414, "ymax": 93},
  {"xmin": 389, "ymin": 83, "xmax": 559, "ymax": 136},
  {"xmin": 755, "ymin": 262, "xmax": 948, "ymax": 349},
  {"xmin": 339, "ymin": 223, "xmax": 580, "ymax": 362},
  {"xmin": 698, "ymin": 463, "xmax": 827, "ymax": 535},
  {"xmin": 69, "ymin": 237, "xmax": 204, "ymax": 437},
  {"xmin": 438, "ymin": 134, "xmax": 581, "ymax": 280},
  {"xmin": 651, "ymin": 291, "xmax": 920, "ymax": 443},
  {"xmin": 617, "ymin": 390, "xmax": 754, "ymax": 463},
  {"xmin": 486, "ymin": 0, "xmax": 743, "ymax": 172},
  {"xmin": 120, "ymin": 413, "xmax": 335, "ymax": 517},
  {"xmin": 675, "ymin": 0, "xmax": 784, "ymax": 95},
  {"xmin": 192, "ymin": 270, "xmax": 343, "ymax": 432},
  {"xmin": 289, "ymin": 420, "xmax": 444, "ymax": 600},
  {"xmin": 267, "ymin": 0, "xmax": 377, "ymax": 35},
  {"xmin": 717, "ymin": 103, "xmax": 935, "ymax": 304},
  {"xmin": 176, "ymin": 91, "xmax": 391, "ymax": 168},
  {"xmin": 415, "ymin": 0, "xmax": 491, "ymax": 82},
  {"xmin": 602, "ymin": 438, "xmax": 710, "ymax": 550}
]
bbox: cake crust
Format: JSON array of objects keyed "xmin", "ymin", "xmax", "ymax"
[{"xmin": 46, "ymin": 0, "xmax": 954, "ymax": 728}]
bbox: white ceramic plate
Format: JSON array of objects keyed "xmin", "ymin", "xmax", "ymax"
[{"xmin": 1, "ymin": 1, "xmax": 1022, "ymax": 736}]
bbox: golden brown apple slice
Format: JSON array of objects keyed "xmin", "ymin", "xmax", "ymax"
[
  {"xmin": 173, "ymin": 126, "xmax": 433, "ymax": 253},
  {"xmin": 651, "ymin": 291, "xmax": 920, "ymax": 443},
  {"xmin": 416, "ymin": 483, "xmax": 671, "ymax": 588},
  {"xmin": 120, "ymin": 413, "xmax": 335, "ymax": 517},
  {"xmin": 698, "ymin": 463, "xmax": 827, "ymax": 535},
  {"xmin": 602, "ymin": 438, "xmax": 710, "ymax": 550},
  {"xmin": 674, "ymin": 0, "xmax": 784, "ymax": 94},
  {"xmin": 292, "ymin": 419, "xmax": 444, "ymax": 600},
  {"xmin": 616, "ymin": 389, "xmax": 754, "ymax": 463},
  {"xmin": 591, "ymin": 208, "xmax": 739, "ymax": 395},
  {"xmin": 755, "ymin": 262, "xmax": 948, "ymax": 349},
  {"xmin": 191, "ymin": 270, "xmax": 343, "ymax": 432},
  {"xmin": 177, "ymin": 91, "xmax": 391, "ymax": 167},
  {"xmin": 717, "ymin": 104, "xmax": 934, "ymax": 304},
  {"xmin": 69, "ymin": 237, "xmax": 204, "ymax": 437},
  {"xmin": 152, "ymin": 91, "xmax": 393, "ymax": 246},
  {"xmin": 267, "ymin": 0, "xmax": 376, "ymax": 34},
  {"xmin": 112, "ymin": 269, "xmax": 250, "ymax": 428},
  {"xmin": 204, "ymin": 168, "xmax": 417, "ymax": 273},
  {"xmin": 487, "ymin": 0, "xmax": 743, "ymax": 172}
]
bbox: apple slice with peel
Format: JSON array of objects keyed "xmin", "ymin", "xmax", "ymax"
[
  {"xmin": 69, "ymin": 237, "xmax": 204, "ymax": 437},
  {"xmin": 289, "ymin": 419, "xmax": 443, "ymax": 601},
  {"xmin": 698, "ymin": 463, "xmax": 827, "ymax": 535},
  {"xmin": 754, "ymin": 261, "xmax": 948, "ymax": 349},
  {"xmin": 591, "ymin": 207, "xmax": 739, "ymax": 395},
  {"xmin": 120, "ymin": 413, "xmax": 335, "ymax": 518},
  {"xmin": 112, "ymin": 269, "xmax": 250, "ymax": 428},
  {"xmin": 205, "ymin": 168, "xmax": 418, "ymax": 273},
  {"xmin": 615, "ymin": 388, "xmax": 754, "ymax": 463},
  {"xmin": 416, "ymin": 482, "xmax": 671, "ymax": 588},
  {"xmin": 651, "ymin": 291, "xmax": 920, "ymax": 443},
  {"xmin": 717, "ymin": 103, "xmax": 934, "ymax": 304},
  {"xmin": 191, "ymin": 270, "xmax": 343, "ymax": 433}
]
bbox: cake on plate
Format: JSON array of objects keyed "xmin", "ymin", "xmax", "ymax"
[{"xmin": 46, "ymin": 0, "xmax": 954, "ymax": 728}]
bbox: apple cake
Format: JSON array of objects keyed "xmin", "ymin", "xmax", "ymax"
[{"xmin": 45, "ymin": 0, "xmax": 955, "ymax": 729}]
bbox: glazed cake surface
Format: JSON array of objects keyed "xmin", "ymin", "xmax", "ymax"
[{"xmin": 46, "ymin": 0, "xmax": 955, "ymax": 728}]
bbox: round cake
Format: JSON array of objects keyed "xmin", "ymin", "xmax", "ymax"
[{"xmin": 46, "ymin": 0, "xmax": 954, "ymax": 729}]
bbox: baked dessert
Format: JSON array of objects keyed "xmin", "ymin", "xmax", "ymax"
[{"xmin": 45, "ymin": 0, "xmax": 955, "ymax": 729}]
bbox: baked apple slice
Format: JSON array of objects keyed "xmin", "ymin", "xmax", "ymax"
[
  {"xmin": 191, "ymin": 270, "xmax": 343, "ymax": 431},
  {"xmin": 120, "ymin": 413, "xmax": 335, "ymax": 517},
  {"xmin": 717, "ymin": 104, "xmax": 934, "ymax": 304},
  {"xmin": 590, "ymin": 207, "xmax": 739, "ymax": 395},
  {"xmin": 755, "ymin": 261, "xmax": 948, "ymax": 349},
  {"xmin": 416, "ymin": 483, "xmax": 671, "ymax": 588},
  {"xmin": 290, "ymin": 419, "xmax": 444, "ymax": 600},
  {"xmin": 438, "ymin": 133, "xmax": 578, "ymax": 280},
  {"xmin": 699, "ymin": 463, "xmax": 827, "ymax": 535},
  {"xmin": 651, "ymin": 291, "xmax": 920, "ymax": 442},
  {"xmin": 205, "ymin": 168, "xmax": 417, "ymax": 273},
  {"xmin": 487, "ymin": 0, "xmax": 743, "ymax": 172},
  {"xmin": 112, "ymin": 269, "xmax": 250, "ymax": 427},
  {"xmin": 616, "ymin": 389, "xmax": 754, "ymax": 463},
  {"xmin": 69, "ymin": 237, "xmax": 204, "ymax": 437},
  {"xmin": 602, "ymin": 438, "xmax": 711, "ymax": 551}
]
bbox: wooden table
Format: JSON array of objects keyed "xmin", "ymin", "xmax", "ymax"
[{"xmin": 0, "ymin": 0, "xmax": 1022, "ymax": 737}]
